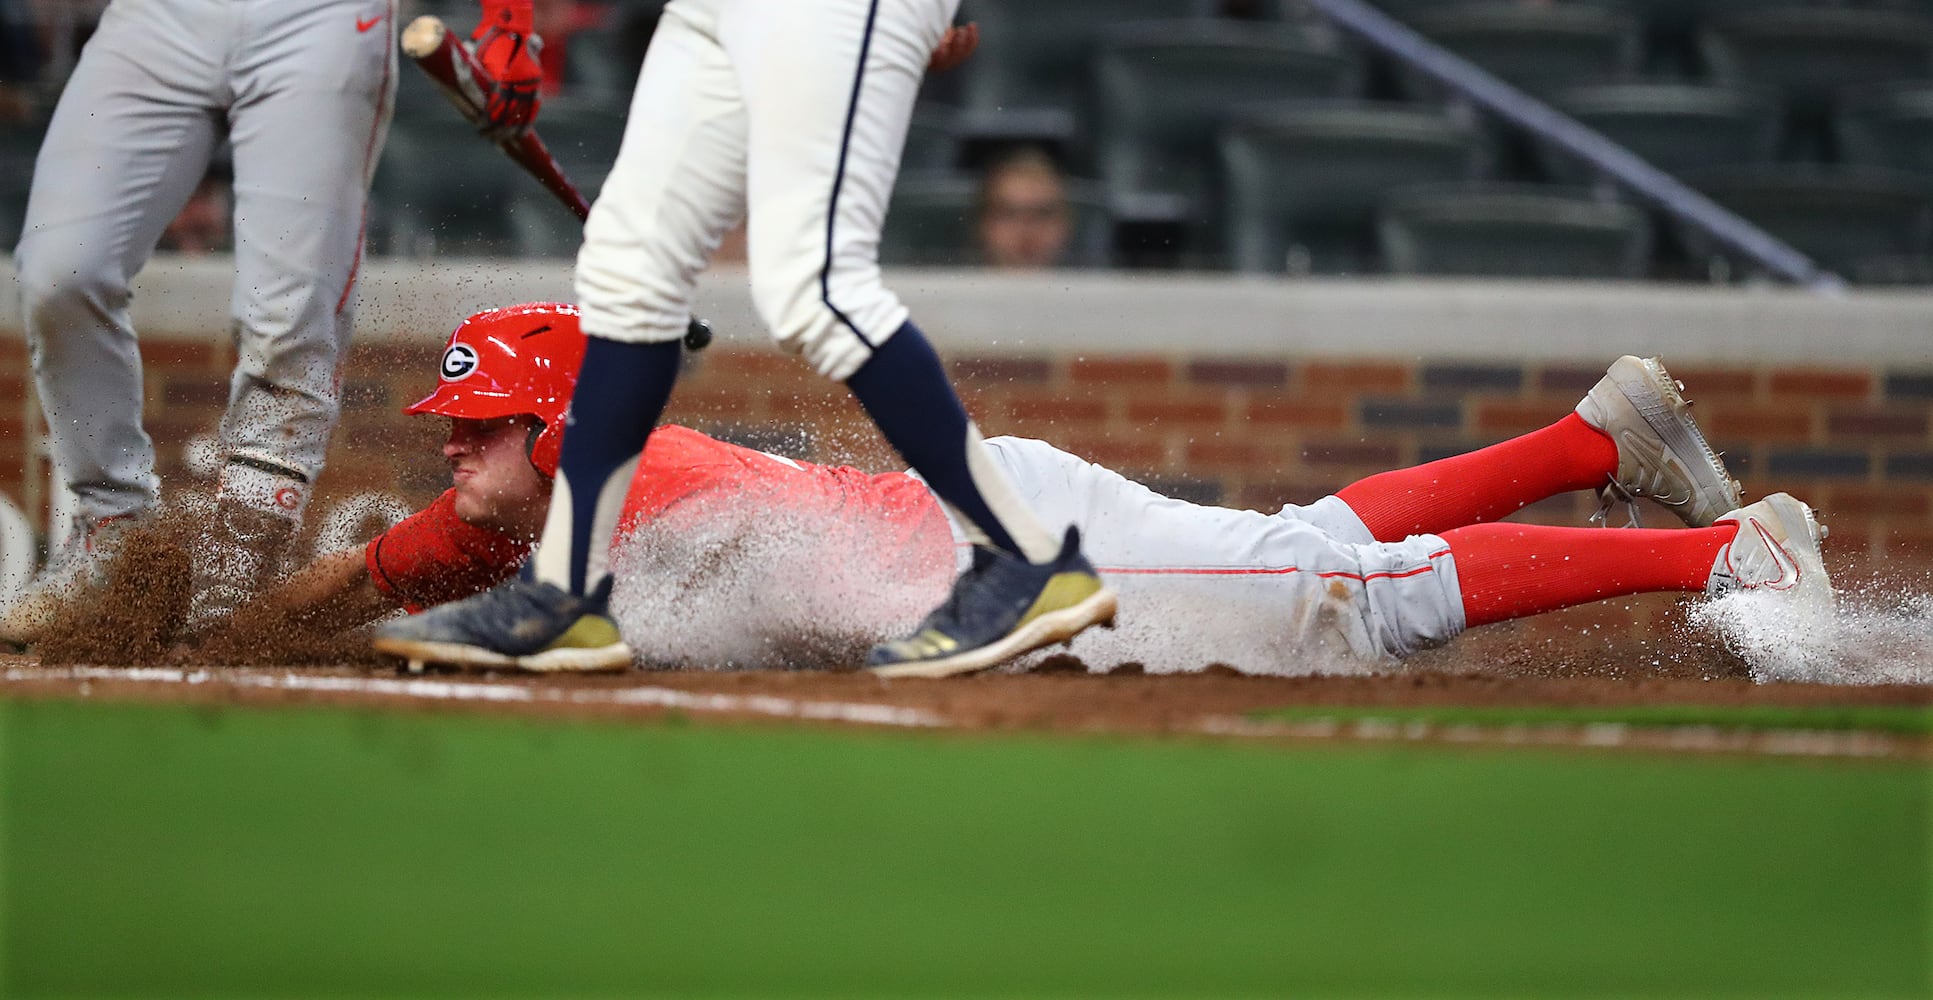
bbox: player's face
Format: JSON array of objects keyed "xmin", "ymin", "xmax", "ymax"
[
  {"xmin": 444, "ymin": 416, "xmax": 551, "ymax": 538},
  {"xmin": 978, "ymin": 166, "xmax": 1071, "ymax": 270}
]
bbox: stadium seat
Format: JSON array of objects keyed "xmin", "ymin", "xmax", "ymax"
[
  {"xmin": 1378, "ymin": 183, "xmax": 1654, "ymax": 278},
  {"xmin": 949, "ymin": 107, "xmax": 1081, "ymax": 172},
  {"xmin": 1837, "ymin": 80, "xmax": 1933, "ymax": 176},
  {"xmin": 1539, "ymin": 83, "xmax": 1781, "ymax": 183},
  {"xmin": 1218, "ymin": 101, "xmax": 1487, "ymax": 273},
  {"xmin": 509, "ymin": 166, "xmax": 609, "ymax": 258},
  {"xmin": 1699, "ymin": 7, "xmax": 1933, "ymax": 156},
  {"xmin": 1348, "ymin": 0, "xmax": 1638, "ymax": 16},
  {"xmin": 1396, "ymin": 3, "xmax": 1643, "ymax": 100},
  {"xmin": 371, "ymin": 119, "xmax": 521, "ymax": 256},
  {"xmin": 1094, "ymin": 19, "xmax": 1361, "ymax": 221},
  {"xmin": 1851, "ymin": 254, "xmax": 1933, "ymax": 285},
  {"xmin": 878, "ymin": 174, "xmax": 977, "ymax": 266},
  {"xmin": 1682, "ymin": 164, "xmax": 1933, "ymax": 278},
  {"xmin": 0, "ymin": 116, "xmax": 45, "ymax": 249},
  {"xmin": 879, "ymin": 172, "xmax": 1112, "ymax": 268},
  {"xmin": 388, "ymin": 56, "xmax": 452, "ymax": 123},
  {"xmin": 0, "ymin": 197, "xmax": 19, "ymax": 252},
  {"xmin": 960, "ymin": 0, "xmax": 1212, "ymax": 114},
  {"xmin": 902, "ymin": 107, "xmax": 960, "ymax": 173},
  {"xmin": 524, "ymin": 99, "xmax": 627, "ymax": 200},
  {"xmin": 559, "ymin": 28, "xmax": 638, "ymax": 107}
]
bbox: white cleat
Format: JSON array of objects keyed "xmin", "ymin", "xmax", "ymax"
[
  {"xmin": 184, "ymin": 499, "xmax": 300, "ymax": 635},
  {"xmin": 1576, "ymin": 355, "xmax": 1742, "ymax": 528},
  {"xmin": 1707, "ymin": 493, "xmax": 1833, "ymax": 604},
  {"xmin": 0, "ymin": 514, "xmax": 145, "ymax": 647}
]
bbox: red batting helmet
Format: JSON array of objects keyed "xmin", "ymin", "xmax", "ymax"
[{"xmin": 405, "ymin": 302, "xmax": 586, "ymax": 477}]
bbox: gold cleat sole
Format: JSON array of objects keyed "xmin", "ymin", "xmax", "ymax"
[{"xmin": 870, "ymin": 587, "xmax": 1119, "ymax": 680}]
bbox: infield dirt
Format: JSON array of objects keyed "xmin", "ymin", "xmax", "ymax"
[{"xmin": 9, "ymin": 512, "xmax": 1928, "ymax": 748}]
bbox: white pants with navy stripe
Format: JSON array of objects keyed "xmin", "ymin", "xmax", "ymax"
[
  {"xmin": 578, "ymin": 0, "xmax": 946, "ymax": 379},
  {"xmin": 952, "ymin": 437, "xmax": 1469, "ymax": 673}
]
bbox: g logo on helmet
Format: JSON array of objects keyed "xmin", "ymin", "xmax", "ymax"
[{"xmin": 441, "ymin": 343, "xmax": 480, "ymax": 382}]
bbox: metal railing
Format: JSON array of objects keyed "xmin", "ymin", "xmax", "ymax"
[{"xmin": 1301, "ymin": 0, "xmax": 1842, "ymax": 291}]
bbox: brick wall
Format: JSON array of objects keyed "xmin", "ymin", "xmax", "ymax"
[{"xmin": 4, "ymin": 337, "xmax": 1928, "ymax": 566}]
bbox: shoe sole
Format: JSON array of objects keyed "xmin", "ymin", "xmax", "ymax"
[
  {"xmin": 1601, "ymin": 357, "xmax": 1740, "ymax": 525},
  {"xmin": 371, "ymin": 636, "xmax": 635, "ymax": 674},
  {"xmin": 869, "ymin": 587, "xmax": 1119, "ymax": 679}
]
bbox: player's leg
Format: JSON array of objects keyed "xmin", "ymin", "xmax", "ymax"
[
  {"xmin": 960, "ymin": 436, "xmax": 1461, "ymax": 664},
  {"xmin": 13, "ymin": 0, "xmax": 224, "ymax": 528},
  {"xmin": 1336, "ymin": 356, "xmax": 1741, "ymax": 541},
  {"xmin": 730, "ymin": 0, "xmax": 1111, "ymax": 676},
  {"xmin": 974, "ymin": 437, "xmax": 1824, "ymax": 667},
  {"xmin": 532, "ymin": 0, "xmax": 747, "ymax": 600},
  {"xmin": 1, "ymin": 0, "xmax": 224, "ymax": 643},
  {"xmin": 1445, "ymin": 492, "xmax": 1829, "ymax": 627},
  {"xmin": 372, "ymin": 1, "xmax": 748, "ymax": 671},
  {"xmin": 190, "ymin": 0, "xmax": 396, "ymax": 627}
]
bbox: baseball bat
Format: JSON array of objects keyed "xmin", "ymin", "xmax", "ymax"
[
  {"xmin": 401, "ymin": 15, "xmax": 590, "ymax": 220},
  {"xmin": 399, "ymin": 15, "xmax": 713, "ymax": 351}
]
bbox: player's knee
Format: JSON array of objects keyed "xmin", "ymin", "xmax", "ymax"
[
  {"xmin": 15, "ymin": 241, "xmax": 122, "ymax": 324},
  {"xmin": 746, "ymin": 269, "xmax": 830, "ymax": 371},
  {"xmin": 749, "ymin": 263, "xmax": 898, "ymax": 381}
]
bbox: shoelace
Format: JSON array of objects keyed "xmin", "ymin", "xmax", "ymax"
[
  {"xmin": 1590, "ymin": 480, "xmax": 1645, "ymax": 529},
  {"xmin": 914, "ymin": 548, "xmax": 998, "ymax": 630}
]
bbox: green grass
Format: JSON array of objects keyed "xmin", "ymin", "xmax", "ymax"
[
  {"xmin": 0, "ymin": 698, "xmax": 1928, "ymax": 998},
  {"xmin": 1252, "ymin": 703, "xmax": 1933, "ymax": 735}
]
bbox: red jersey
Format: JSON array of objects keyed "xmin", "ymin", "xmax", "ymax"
[{"xmin": 366, "ymin": 425, "xmax": 954, "ymax": 611}]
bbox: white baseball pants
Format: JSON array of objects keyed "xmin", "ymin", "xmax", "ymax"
[
  {"xmin": 963, "ymin": 437, "xmax": 1469, "ymax": 672},
  {"xmin": 15, "ymin": 0, "xmax": 395, "ymax": 523},
  {"xmin": 577, "ymin": 0, "xmax": 950, "ymax": 379}
]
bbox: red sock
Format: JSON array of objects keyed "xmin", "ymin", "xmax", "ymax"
[
  {"xmin": 1337, "ymin": 413, "xmax": 1619, "ymax": 541},
  {"xmin": 1445, "ymin": 522, "xmax": 1738, "ymax": 628}
]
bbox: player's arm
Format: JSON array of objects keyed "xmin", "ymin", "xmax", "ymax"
[
  {"xmin": 253, "ymin": 490, "xmax": 526, "ymax": 639},
  {"xmin": 260, "ymin": 548, "xmax": 400, "ymax": 637}
]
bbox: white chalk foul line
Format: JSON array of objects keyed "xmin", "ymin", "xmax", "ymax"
[
  {"xmin": 2, "ymin": 667, "xmax": 1917, "ymax": 757},
  {"xmin": 1196, "ymin": 715, "xmax": 1910, "ymax": 759},
  {"xmin": 1, "ymin": 666, "xmax": 945, "ymax": 729}
]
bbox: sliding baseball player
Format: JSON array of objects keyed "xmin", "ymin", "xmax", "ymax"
[
  {"xmin": 171, "ymin": 303, "xmax": 1827, "ymax": 676},
  {"xmin": 6, "ymin": 0, "xmax": 541, "ymax": 637},
  {"xmin": 384, "ymin": 0, "xmax": 1116, "ymax": 682}
]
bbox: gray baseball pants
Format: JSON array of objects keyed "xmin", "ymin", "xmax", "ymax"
[{"xmin": 14, "ymin": 0, "xmax": 396, "ymax": 525}]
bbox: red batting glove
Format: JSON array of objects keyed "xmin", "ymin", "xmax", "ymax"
[
  {"xmin": 928, "ymin": 22, "xmax": 978, "ymax": 74},
  {"xmin": 471, "ymin": 0, "xmax": 543, "ymax": 140}
]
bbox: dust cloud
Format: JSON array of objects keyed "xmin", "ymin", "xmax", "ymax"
[{"xmin": 1690, "ymin": 573, "xmax": 1933, "ymax": 685}]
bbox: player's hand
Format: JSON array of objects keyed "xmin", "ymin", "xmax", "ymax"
[
  {"xmin": 928, "ymin": 22, "xmax": 978, "ymax": 73},
  {"xmin": 471, "ymin": 0, "xmax": 543, "ymax": 140}
]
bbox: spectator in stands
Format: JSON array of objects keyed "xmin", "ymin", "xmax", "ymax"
[
  {"xmin": 157, "ymin": 169, "xmax": 231, "ymax": 255},
  {"xmin": 975, "ymin": 145, "xmax": 1073, "ymax": 270}
]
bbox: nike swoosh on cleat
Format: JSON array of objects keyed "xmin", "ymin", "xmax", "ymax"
[
  {"xmin": 1749, "ymin": 516, "xmax": 1801, "ymax": 589},
  {"xmin": 356, "ymin": 14, "xmax": 384, "ymax": 31}
]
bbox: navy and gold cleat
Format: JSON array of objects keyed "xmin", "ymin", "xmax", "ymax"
[
  {"xmin": 868, "ymin": 526, "xmax": 1117, "ymax": 679},
  {"xmin": 372, "ymin": 576, "xmax": 632, "ymax": 673}
]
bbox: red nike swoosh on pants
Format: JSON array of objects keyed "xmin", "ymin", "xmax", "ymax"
[{"xmin": 356, "ymin": 14, "xmax": 384, "ymax": 31}]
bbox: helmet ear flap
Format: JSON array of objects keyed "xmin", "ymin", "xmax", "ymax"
[{"xmin": 525, "ymin": 418, "xmax": 547, "ymax": 475}]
